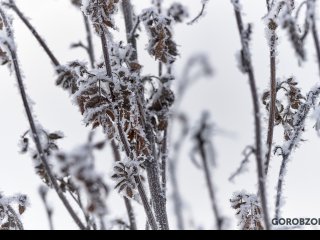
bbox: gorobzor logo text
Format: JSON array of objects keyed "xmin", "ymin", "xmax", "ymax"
[{"xmin": 272, "ymin": 218, "xmax": 320, "ymax": 226}]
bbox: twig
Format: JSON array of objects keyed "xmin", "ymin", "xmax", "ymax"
[
  {"xmin": 4, "ymin": 0, "xmax": 60, "ymax": 67},
  {"xmin": 193, "ymin": 116, "xmax": 223, "ymax": 230},
  {"xmin": 39, "ymin": 186, "xmax": 54, "ymax": 230},
  {"xmin": 82, "ymin": 14, "xmax": 95, "ymax": 68},
  {"xmin": 232, "ymin": 0, "xmax": 270, "ymax": 230},
  {"xmin": 0, "ymin": 7, "xmax": 85, "ymax": 230},
  {"xmin": 7, "ymin": 205, "xmax": 24, "ymax": 230},
  {"xmin": 187, "ymin": 0, "xmax": 209, "ymax": 25},
  {"xmin": 229, "ymin": 146, "xmax": 254, "ymax": 182},
  {"xmin": 275, "ymin": 1, "xmax": 320, "ymax": 218},
  {"xmin": 99, "ymin": 23, "xmax": 158, "ymax": 229},
  {"xmin": 121, "ymin": 0, "xmax": 169, "ymax": 230},
  {"xmin": 265, "ymin": 15, "xmax": 278, "ymax": 176}
]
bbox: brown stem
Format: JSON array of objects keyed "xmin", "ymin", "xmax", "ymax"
[
  {"xmin": 135, "ymin": 177, "xmax": 158, "ymax": 230},
  {"xmin": 0, "ymin": 7, "xmax": 85, "ymax": 230},
  {"xmin": 82, "ymin": 14, "xmax": 95, "ymax": 68},
  {"xmin": 232, "ymin": 1, "xmax": 270, "ymax": 230},
  {"xmin": 99, "ymin": 26, "xmax": 158, "ymax": 229},
  {"xmin": 195, "ymin": 121, "xmax": 223, "ymax": 230},
  {"xmin": 265, "ymin": 28, "xmax": 277, "ymax": 176},
  {"xmin": 121, "ymin": 0, "xmax": 169, "ymax": 230}
]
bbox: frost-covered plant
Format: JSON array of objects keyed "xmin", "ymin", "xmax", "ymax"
[
  {"xmin": 230, "ymin": 192, "xmax": 264, "ymax": 230},
  {"xmin": 55, "ymin": 133, "xmax": 108, "ymax": 217},
  {"xmin": 0, "ymin": 193, "xmax": 29, "ymax": 230}
]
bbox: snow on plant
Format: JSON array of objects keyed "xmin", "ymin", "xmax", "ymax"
[
  {"xmin": 55, "ymin": 133, "xmax": 109, "ymax": 217},
  {"xmin": 230, "ymin": 192, "xmax": 264, "ymax": 230},
  {"xmin": 0, "ymin": 193, "xmax": 29, "ymax": 230},
  {"xmin": 3, "ymin": 0, "xmax": 320, "ymax": 231}
]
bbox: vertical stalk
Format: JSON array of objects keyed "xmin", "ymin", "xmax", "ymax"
[
  {"xmin": 99, "ymin": 26, "xmax": 158, "ymax": 230},
  {"xmin": 83, "ymin": 14, "xmax": 95, "ymax": 68},
  {"xmin": 232, "ymin": 1, "xmax": 270, "ymax": 230},
  {"xmin": 265, "ymin": 20, "xmax": 278, "ymax": 176},
  {"xmin": 0, "ymin": 7, "xmax": 85, "ymax": 230},
  {"xmin": 5, "ymin": 0, "xmax": 60, "ymax": 67},
  {"xmin": 121, "ymin": 0, "xmax": 169, "ymax": 230}
]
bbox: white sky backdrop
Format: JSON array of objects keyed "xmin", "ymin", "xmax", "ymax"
[{"xmin": 1, "ymin": 0, "xmax": 320, "ymax": 230}]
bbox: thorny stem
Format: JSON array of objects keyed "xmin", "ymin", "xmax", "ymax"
[
  {"xmin": 111, "ymin": 140, "xmax": 137, "ymax": 231},
  {"xmin": 5, "ymin": 0, "xmax": 60, "ymax": 67},
  {"xmin": 275, "ymin": 0, "xmax": 320, "ymax": 218},
  {"xmin": 0, "ymin": 8, "xmax": 86, "ymax": 230},
  {"xmin": 83, "ymin": 14, "xmax": 95, "ymax": 68},
  {"xmin": 121, "ymin": 0, "xmax": 169, "ymax": 230},
  {"xmin": 232, "ymin": 1, "xmax": 270, "ymax": 230}
]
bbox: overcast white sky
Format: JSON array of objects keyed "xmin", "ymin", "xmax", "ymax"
[{"xmin": 1, "ymin": 0, "xmax": 320, "ymax": 230}]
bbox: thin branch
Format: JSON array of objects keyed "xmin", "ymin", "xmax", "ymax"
[
  {"xmin": 232, "ymin": 0, "xmax": 270, "ymax": 230},
  {"xmin": 39, "ymin": 186, "xmax": 54, "ymax": 230},
  {"xmin": 0, "ymin": 7, "xmax": 85, "ymax": 230},
  {"xmin": 82, "ymin": 14, "xmax": 95, "ymax": 68},
  {"xmin": 187, "ymin": 0, "xmax": 209, "ymax": 25},
  {"xmin": 99, "ymin": 24, "xmax": 158, "ymax": 230},
  {"xmin": 7, "ymin": 205, "xmax": 24, "ymax": 230},
  {"xmin": 193, "ymin": 116, "xmax": 223, "ymax": 230},
  {"xmin": 229, "ymin": 146, "xmax": 254, "ymax": 182},
  {"xmin": 265, "ymin": 17, "xmax": 278, "ymax": 176},
  {"xmin": 275, "ymin": 0, "xmax": 320, "ymax": 218},
  {"xmin": 160, "ymin": 128, "xmax": 168, "ymax": 202},
  {"xmin": 135, "ymin": 177, "xmax": 158, "ymax": 230},
  {"xmin": 122, "ymin": 0, "xmax": 137, "ymax": 58},
  {"xmin": 121, "ymin": 0, "xmax": 169, "ymax": 230},
  {"xmin": 4, "ymin": 0, "xmax": 60, "ymax": 67}
]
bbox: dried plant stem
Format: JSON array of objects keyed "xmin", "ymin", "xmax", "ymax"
[
  {"xmin": 195, "ymin": 122, "xmax": 223, "ymax": 230},
  {"xmin": 39, "ymin": 188, "xmax": 54, "ymax": 230},
  {"xmin": 160, "ymin": 128, "xmax": 168, "ymax": 200},
  {"xmin": 312, "ymin": 15, "xmax": 320, "ymax": 74},
  {"xmin": 83, "ymin": 14, "xmax": 95, "ymax": 68},
  {"xmin": 5, "ymin": 0, "xmax": 60, "ymax": 66},
  {"xmin": 0, "ymin": 7, "xmax": 85, "ymax": 230},
  {"xmin": 99, "ymin": 27, "xmax": 158, "ymax": 230},
  {"xmin": 233, "ymin": 2, "xmax": 270, "ymax": 230},
  {"xmin": 265, "ymin": 30, "xmax": 277, "ymax": 176},
  {"xmin": 135, "ymin": 176, "xmax": 158, "ymax": 230},
  {"xmin": 123, "ymin": 197, "xmax": 137, "ymax": 230},
  {"xmin": 7, "ymin": 206, "xmax": 24, "ymax": 230},
  {"xmin": 121, "ymin": 0, "xmax": 169, "ymax": 230},
  {"xmin": 275, "ymin": 4, "xmax": 320, "ymax": 218},
  {"xmin": 274, "ymin": 89, "xmax": 320, "ymax": 218},
  {"xmin": 111, "ymin": 140, "xmax": 137, "ymax": 230}
]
